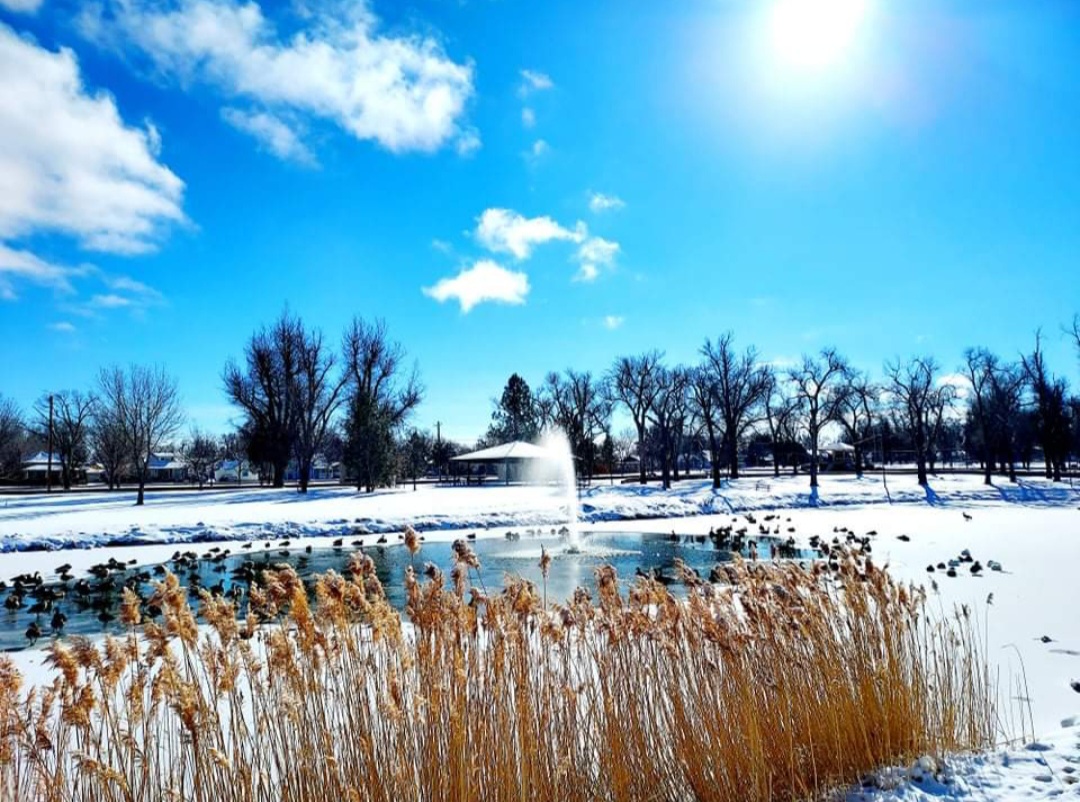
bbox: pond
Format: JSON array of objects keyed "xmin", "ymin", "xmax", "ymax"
[{"xmin": 1, "ymin": 528, "xmax": 814, "ymax": 652}]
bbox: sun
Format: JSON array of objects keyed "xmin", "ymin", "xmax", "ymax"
[{"xmin": 767, "ymin": 0, "xmax": 870, "ymax": 71}]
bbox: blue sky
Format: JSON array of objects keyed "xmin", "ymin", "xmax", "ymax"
[{"xmin": 1, "ymin": 0, "xmax": 1078, "ymax": 442}]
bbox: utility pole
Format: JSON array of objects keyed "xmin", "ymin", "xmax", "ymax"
[
  {"xmin": 46, "ymin": 394, "xmax": 54, "ymax": 494},
  {"xmin": 435, "ymin": 421, "xmax": 442, "ymax": 482}
]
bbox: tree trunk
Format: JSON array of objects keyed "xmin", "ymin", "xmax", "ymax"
[
  {"xmin": 728, "ymin": 434, "xmax": 740, "ymax": 481},
  {"xmin": 809, "ymin": 429, "xmax": 819, "ymax": 488},
  {"xmin": 854, "ymin": 445, "xmax": 863, "ymax": 478},
  {"xmin": 298, "ymin": 463, "xmax": 310, "ymax": 493},
  {"xmin": 637, "ymin": 423, "xmax": 647, "ymax": 485},
  {"xmin": 709, "ymin": 429, "xmax": 722, "ymax": 489},
  {"xmin": 916, "ymin": 459, "xmax": 928, "ymax": 486},
  {"xmin": 272, "ymin": 459, "xmax": 287, "ymax": 489},
  {"xmin": 136, "ymin": 481, "xmax": 145, "ymax": 506}
]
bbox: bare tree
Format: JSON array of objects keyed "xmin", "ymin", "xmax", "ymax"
[
  {"xmin": 648, "ymin": 366, "xmax": 690, "ymax": 490},
  {"xmin": 0, "ymin": 395, "xmax": 25, "ymax": 481},
  {"xmin": 962, "ymin": 348, "xmax": 998, "ymax": 485},
  {"xmin": 763, "ymin": 369, "xmax": 804, "ymax": 478},
  {"xmin": 687, "ymin": 366, "xmax": 723, "ymax": 488},
  {"xmin": 701, "ymin": 334, "xmax": 770, "ymax": 481},
  {"xmin": 90, "ymin": 406, "xmax": 127, "ymax": 490},
  {"xmin": 223, "ymin": 312, "xmax": 304, "ymax": 488},
  {"xmin": 884, "ymin": 356, "xmax": 953, "ymax": 487},
  {"xmin": 219, "ymin": 431, "xmax": 248, "ymax": 486},
  {"xmin": 33, "ymin": 390, "xmax": 96, "ymax": 490},
  {"xmin": 293, "ymin": 326, "xmax": 347, "ymax": 492},
  {"xmin": 98, "ymin": 365, "xmax": 184, "ymax": 505},
  {"xmin": 608, "ymin": 352, "xmax": 664, "ymax": 484},
  {"xmin": 1070, "ymin": 315, "xmax": 1080, "ymax": 364},
  {"xmin": 541, "ymin": 370, "xmax": 611, "ymax": 479},
  {"xmin": 401, "ymin": 429, "xmax": 433, "ymax": 491},
  {"xmin": 789, "ymin": 348, "xmax": 848, "ymax": 489},
  {"xmin": 342, "ymin": 318, "xmax": 423, "ymax": 493},
  {"xmin": 183, "ymin": 427, "xmax": 219, "ymax": 490},
  {"xmin": 831, "ymin": 369, "xmax": 879, "ymax": 478},
  {"xmin": 1022, "ymin": 331, "xmax": 1071, "ymax": 481}
]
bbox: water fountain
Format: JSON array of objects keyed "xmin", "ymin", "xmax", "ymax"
[{"xmin": 538, "ymin": 429, "xmax": 582, "ymax": 554}]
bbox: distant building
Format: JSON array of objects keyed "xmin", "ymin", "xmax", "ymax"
[
  {"xmin": 214, "ymin": 460, "xmax": 259, "ymax": 484},
  {"xmin": 20, "ymin": 452, "xmax": 67, "ymax": 484},
  {"xmin": 147, "ymin": 453, "xmax": 188, "ymax": 483}
]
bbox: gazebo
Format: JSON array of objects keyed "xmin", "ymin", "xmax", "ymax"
[{"xmin": 450, "ymin": 441, "xmax": 558, "ymax": 485}]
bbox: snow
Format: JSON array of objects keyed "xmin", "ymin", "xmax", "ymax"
[
  {"xmin": 1, "ymin": 473, "xmax": 1076, "ymax": 553},
  {"xmin": 3, "ymin": 471, "xmax": 1080, "ymax": 800},
  {"xmin": 842, "ymin": 725, "xmax": 1080, "ymax": 800}
]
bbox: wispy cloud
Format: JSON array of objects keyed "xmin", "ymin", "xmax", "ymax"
[
  {"xmin": 222, "ymin": 108, "xmax": 317, "ymax": 166},
  {"xmin": 588, "ymin": 192, "xmax": 625, "ymax": 213},
  {"xmin": 0, "ymin": 0, "xmax": 43, "ymax": 13},
  {"xmin": 518, "ymin": 69, "xmax": 553, "ymax": 97},
  {"xmin": 524, "ymin": 138, "xmax": 550, "ymax": 164},
  {"xmin": 423, "ymin": 259, "xmax": 529, "ymax": 313},
  {"xmin": 602, "ymin": 315, "xmax": 625, "ymax": 330},
  {"xmin": 49, "ymin": 321, "xmax": 77, "ymax": 333},
  {"xmin": 521, "ymin": 107, "xmax": 536, "ymax": 128},
  {"xmin": 575, "ymin": 236, "xmax": 620, "ymax": 282}
]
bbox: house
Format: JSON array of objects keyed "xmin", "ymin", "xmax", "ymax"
[
  {"xmin": 146, "ymin": 453, "xmax": 188, "ymax": 483},
  {"xmin": 20, "ymin": 452, "xmax": 67, "ymax": 485},
  {"xmin": 283, "ymin": 456, "xmax": 341, "ymax": 483},
  {"xmin": 214, "ymin": 460, "xmax": 259, "ymax": 484}
]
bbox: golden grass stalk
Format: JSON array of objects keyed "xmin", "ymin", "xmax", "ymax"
[{"xmin": 0, "ymin": 551, "xmax": 995, "ymax": 802}]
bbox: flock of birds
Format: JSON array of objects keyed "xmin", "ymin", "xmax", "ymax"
[{"xmin": 0, "ymin": 531, "xmax": 433, "ymax": 648}]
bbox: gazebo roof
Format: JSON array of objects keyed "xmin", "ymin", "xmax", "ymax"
[{"xmin": 450, "ymin": 441, "xmax": 555, "ymax": 463}]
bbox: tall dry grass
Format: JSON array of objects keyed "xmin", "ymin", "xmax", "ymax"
[{"xmin": 0, "ymin": 547, "xmax": 994, "ymax": 802}]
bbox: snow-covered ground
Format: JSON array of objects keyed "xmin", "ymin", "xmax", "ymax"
[
  {"xmin": 2, "ymin": 472, "xmax": 1076, "ymax": 552},
  {"xmin": 3, "ymin": 472, "xmax": 1080, "ymax": 800}
]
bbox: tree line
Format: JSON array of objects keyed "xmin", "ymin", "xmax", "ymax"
[
  {"xmin": 2, "ymin": 314, "xmax": 1080, "ymax": 499},
  {"xmin": 476, "ymin": 319, "xmax": 1080, "ymax": 491},
  {"xmin": 0, "ymin": 312, "xmax": 426, "ymax": 501}
]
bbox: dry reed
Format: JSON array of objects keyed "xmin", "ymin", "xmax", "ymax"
[{"xmin": 0, "ymin": 548, "xmax": 995, "ymax": 802}]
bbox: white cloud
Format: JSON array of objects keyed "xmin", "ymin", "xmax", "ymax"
[
  {"xmin": 588, "ymin": 192, "xmax": 625, "ymax": 213},
  {"xmin": 526, "ymin": 139, "xmax": 550, "ymax": 161},
  {"xmin": 0, "ymin": 244, "xmax": 81, "ymax": 299},
  {"xmin": 0, "ymin": 0, "xmax": 43, "ymax": 13},
  {"xmin": 521, "ymin": 107, "xmax": 535, "ymax": 128},
  {"xmin": 574, "ymin": 236, "xmax": 620, "ymax": 282},
  {"xmin": 0, "ymin": 24, "xmax": 185, "ymax": 264},
  {"xmin": 519, "ymin": 69, "xmax": 553, "ymax": 96},
  {"xmin": 475, "ymin": 208, "xmax": 584, "ymax": 260},
  {"xmin": 602, "ymin": 315, "xmax": 624, "ymax": 330},
  {"xmin": 222, "ymin": 107, "xmax": 316, "ymax": 166},
  {"xmin": 49, "ymin": 321, "xmax": 77, "ymax": 333},
  {"xmin": 455, "ymin": 127, "xmax": 482, "ymax": 156},
  {"xmin": 423, "ymin": 259, "xmax": 529, "ymax": 313},
  {"xmin": 80, "ymin": 0, "xmax": 476, "ymax": 158}
]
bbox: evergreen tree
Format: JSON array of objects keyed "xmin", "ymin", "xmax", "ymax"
[{"xmin": 488, "ymin": 373, "xmax": 540, "ymax": 443}]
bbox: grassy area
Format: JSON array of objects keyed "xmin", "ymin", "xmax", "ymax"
[{"xmin": 0, "ymin": 542, "xmax": 994, "ymax": 801}]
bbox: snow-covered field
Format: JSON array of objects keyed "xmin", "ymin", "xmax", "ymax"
[
  {"xmin": 3, "ymin": 472, "xmax": 1080, "ymax": 800},
  {"xmin": 1, "ymin": 472, "xmax": 1076, "ymax": 552}
]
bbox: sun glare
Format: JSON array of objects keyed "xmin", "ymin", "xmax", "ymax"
[{"xmin": 768, "ymin": 0, "xmax": 870, "ymax": 71}]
